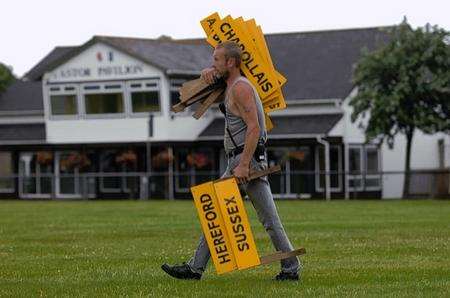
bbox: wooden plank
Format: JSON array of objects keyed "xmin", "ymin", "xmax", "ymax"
[
  {"xmin": 179, "ymin": 78, "xmax": 209, "ymax": 102},
  {"xmin": 215, "ymin": 165, "xmax": 281, "ymax": 184},
  {"xmin": 248, "ymin": 165, "xmax": 281, "ymax": 181},
  {"xmin": 171, "ymin": 89, "xmax": 213, "ymax": 113},
  {"xmin": 193, "ymin": 88, "xmax": 225, "ymax": 119},
  {"xmin": 260, "ymin": 248, "xmax": 306, "ymax": 265},
  {"xmin": 185, "ymin": 87, "xmax": 216, "ymax": 105},
  {"xmin": 171, "ymin": 102, "xmax": 186, "ymax": 113}
]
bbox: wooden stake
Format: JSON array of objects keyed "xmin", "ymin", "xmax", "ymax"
[{"xmin": 260, "ymin": 248, "xmax": 306, "ymax": 265}]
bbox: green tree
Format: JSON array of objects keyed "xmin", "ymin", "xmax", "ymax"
[
  {"xmin": 350, "ymin": 19, "xmax": 450, "ymax": 198},
  {"xmin": 0, "ymin": 62, "xmax": 16, "ymax": 94}
]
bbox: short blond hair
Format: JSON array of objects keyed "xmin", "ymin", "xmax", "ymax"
[{"xmin": 216, "ymin": 41, "xmax": 242, "ymax": 67}]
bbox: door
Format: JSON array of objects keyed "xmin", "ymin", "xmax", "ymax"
[{"xmin": 19, "ymin": 152, "xmax": 52, "ymax": 198}]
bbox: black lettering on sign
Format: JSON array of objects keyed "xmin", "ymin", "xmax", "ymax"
[
  {"xmin": 238, "ymin": 242, "xmax": 250, "ymax": 252},
  {"xmin": 213, "ymin": 236, "xmax": 225, "ymax": 246},
  {"xmin": 207, "ymin": 18, "xmax": 216, "ymax": 28},
  {"xmin": 224, "ymin": 196, "xmax": 236, "ymax": 206},
  {"xmin": 232, "ymin": 224, "xmax": 245, "ymax": 234},
  {"xmin": 205, "ymin": 210, "xmax": 217, "ymax": 221},
  {"xmin": 220, "ymin": 22, "xmax": 231, "ymax": 32},
  {"xmin": 269, "ymin": 103, "xmax": 280, "ymax": 109},
  {"xmin": 218, "ymin": 253, "xmax": 231, "ymax": 264},
  {"xmin": 200, "ymin": 192, "xmax": 232, "ymax": 263},
  {"xmin": 224, "ymin": 195, "xmax": 250, "ymax": 252},
  {"xmin": 207, "ymin": 220, "xmax": 220, "ymax": 230},
  {"xmin": 218, "ymin": 22, "xmax": 273, "ymax": 93},
  {"xmin": 262, "ymin": 82, "xmax": 273, "ymax": 92},
  {"xmin": 230, "ymin": 214, "xmax": 241, "ymax": 224}
]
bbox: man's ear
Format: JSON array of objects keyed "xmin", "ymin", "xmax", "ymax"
[{"xmin": 226, "ymin": 58, "xmax": 235, "ymax": 68}]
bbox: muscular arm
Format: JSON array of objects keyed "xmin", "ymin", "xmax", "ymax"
[{"xmin": 232, "ymin": 81, "xmax": 260, "ymax": 173}]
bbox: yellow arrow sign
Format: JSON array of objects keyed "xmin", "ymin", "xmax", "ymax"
[
  {"xmin": 214, "ymin": 178, "xmax": 260, "ymax": 269},
  {"xmin": 191, "ymin": 181, "xmax": 237, "ymax": 274}
]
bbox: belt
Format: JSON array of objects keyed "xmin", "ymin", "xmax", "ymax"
[
  {"xmin": 226, "ymin": 145, "xmax": 266, "ymax": 161},
  {"xmin": 226, "ymin": 146, "xmax": 244, "ymax": 159}
]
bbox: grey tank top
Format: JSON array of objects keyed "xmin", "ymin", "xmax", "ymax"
[{"xmin": 224, "ymin": 76, "xmax": 267, "ymax": 153}]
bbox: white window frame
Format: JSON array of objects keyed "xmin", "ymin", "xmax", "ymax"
[
  {"xmin": 364, "ymin": 145, "xmax": 382, "ymax": 191},
  {"xmin": 82, "ymin": 82, "xmax": 126, "ymax": 119},
  {"xmin": 47, "ymin": 84, "xmax": 81, "ymax": 120},
  {"xmin": 348, "ymin": 145, "xmax": 364, "ymax": 191},
  {"xmin": 315, "ymin": 145, "xmax": 342, "ymax": 193},
  {"xmin": 18, "ymin": 152, "xmax": 52, "ymax": 199},
  {"xmin": 54, "ymin": 151, "xmax": 81, "ymax": 199},
  {"xmin": 347, "ymin": 144, "xmax": 382, "ymax": 191},
  {"xmin": 126, "ymin": 79, "xmax": 162, "ymax": 117}
]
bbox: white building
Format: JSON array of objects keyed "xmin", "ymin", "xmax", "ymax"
[{"xmin": 0, "ymin": 27, "xmax": 448, "ymax": 200}]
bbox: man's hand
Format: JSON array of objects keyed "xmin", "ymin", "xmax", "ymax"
[
  {"xmin": 201, "ymin": 67, "xmax": 218, "ymax": 85},
  {"xmin": 233, "ymin": 163, "xmax": 250, "ymax": 184}
]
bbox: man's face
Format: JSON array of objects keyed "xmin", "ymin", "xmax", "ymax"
[{"xmin": 213, "ymin": 47, "xmax": 230, "ymax": 79}]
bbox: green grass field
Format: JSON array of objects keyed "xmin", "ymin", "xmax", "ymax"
[{"xmin": 0, "ymin": 199, "xmax": 449, "ymax": 297}]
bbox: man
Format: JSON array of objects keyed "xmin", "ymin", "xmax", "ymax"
[{"xmin": 161, "ymin": 41, "xmax": 300, "ymax": 281}]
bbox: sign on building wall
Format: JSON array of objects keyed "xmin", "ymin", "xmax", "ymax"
[{"xmin": 45, "ymin": 43, "xmax": 162, "ymax": 82}]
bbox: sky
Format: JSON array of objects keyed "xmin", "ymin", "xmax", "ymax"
[{"xmin": 1, "ymin": 0, "xmax": 449, "ymax": 77}]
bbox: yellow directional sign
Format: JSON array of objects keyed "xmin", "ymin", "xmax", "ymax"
[
  {"xmin": 190, "ymin": 168, "xmax": 306, "ymax": 275},
  {"xmin": 191, "ymin": 181, "xmax": 237, "ymax": 274},
  {"xmin": 191, "ymin": 178, "xmax": 260, "ymax": 273},
  {"xmin": 200, "ymin": 12, "xmax": 289, "ymax": 131},
  {"xmin": 214, "ymin": 178, "xmax": 260, "ymax": 269}
]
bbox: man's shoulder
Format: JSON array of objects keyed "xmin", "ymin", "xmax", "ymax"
[{"xmin": 231, "ymin": 78, "xmax": 253, "ymax": 98}]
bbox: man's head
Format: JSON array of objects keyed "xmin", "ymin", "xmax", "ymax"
[{"xmin": 213, "ymin": 41, "xmax": 242, "ymax": 79}]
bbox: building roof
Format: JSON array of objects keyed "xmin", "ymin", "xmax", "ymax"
[
  {"xmin": 0, "ymin": 80, "xmax": 44, "ymax": 112},
  {"xmin": 265, "ymin": 28, "xmax": 390, "ymax": 100},
  {"xmin": 198, "ymin": 114, "xmax": 343, "ymax": 139},
  {"xmin": 23, "ymin": 27, "xmax": 391, "ymax": 101},
  {"xmin": 0, "ymin": 124, "xmax": 46, "ymax": 143},
  {"xmin": 24, "ymin": 46, "xmax": 77, "ymax": 81}
]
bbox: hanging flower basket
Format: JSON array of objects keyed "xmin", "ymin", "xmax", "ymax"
[
  {"xmin": 288, "ymin": 151, "xmax": 306, "ymax": 161},
  {"xmin": 37, "ymin": 151, "xmax": 53, "ymax": 166},
  {"xmin": 152, "ymin": 150, "xmax": 174, "ymax": 169},
  {"xmin": 187, "ymin": 153, "xmax": 211, "ymax": 169},
  {"xmin": 60, "ymin": 152, "xmax": 91, "ymax": 171},
  {"xmin": 115, "ymin": 150, "xmax": 137, "ymax": 167}
]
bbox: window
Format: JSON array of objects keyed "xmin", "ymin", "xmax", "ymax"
[
  {"xmin": 48, "ymin": 80, "xmax": 162, "ymax": 118},
  {"xmin": 47, "ymin": 84, "xmax": 79, "ymax": 117},
  {"xmin": 348, "ymin": 145, "xmax": 381, "ymax": 191},
  {"xmin": 131, "ymin": 91, "xmax": 160, "ymax": 113},
  {"xmin": 315, "ymin": 145, "xmax": 342, "ymax": 192},
  {"xmin": 365, "ymin": 147, "xmax": 381, "ymax": 189},
  {"xmin": 50, "ymin": 94, "xmax": 78, "ymax": 115},
  {"xmin": 85, "ymin": 93, "xmax": 124, "ymax": 114},
  {"xmin": 0, "ymin": 152, "xmax": 14, "ymax": 192},
  {"xmin": 100, "ymin": 151, "xmax": 129, "ymax": 192},
  {"xmin": 290, "ymin": 147, "xmax": 314, "ymax": 194},
  {"xmin": 127, "ymin": 80, "xmax": 161, "ymax": 115},
  {"xmin": 82, "ymin": 83, "xmax": 126, "ymax": 116},
  {"xmin": 19, "ymin": 152, "xmax": 53, "ymax": 198},
  {"xmin": 349, "ymin": 147, "xmax": 363, "ymax": 189},
  {"xmin": 174, "ymin": 148, "xmax": 215, "ymax": 193},
  {"xmin": 170, "ymin": 90, "xmax": 180, "ymax": 107}
]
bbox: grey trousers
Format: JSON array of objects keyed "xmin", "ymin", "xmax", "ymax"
[{"xmin": 188, "ymin": 154, "xmax": 300, "ymax": 274}]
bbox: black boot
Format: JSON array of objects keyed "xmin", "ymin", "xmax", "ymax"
[
  {"xmin": 274, "ymin": 271, "xmax": 299, "ymax": 281},
  {"xmin": 161, "ymin": 263, "xmax": 202, "ymax": 280}
]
